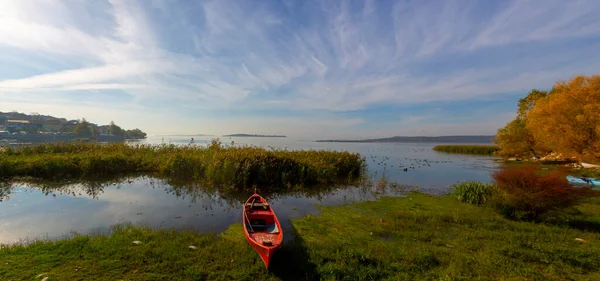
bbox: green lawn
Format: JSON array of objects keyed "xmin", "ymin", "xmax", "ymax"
[{"xmin": 1, "ymin": 193, "xmax": 599, "ymax": 280}]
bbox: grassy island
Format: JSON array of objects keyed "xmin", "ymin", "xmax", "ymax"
[{"xmin": 0, "ymin": 140, "xmax": 365, "ymax": 189}]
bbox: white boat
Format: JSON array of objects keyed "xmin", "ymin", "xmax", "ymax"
[{"xmin": 567, "ymin": 176, "xmax": 600, "ymax": 186}]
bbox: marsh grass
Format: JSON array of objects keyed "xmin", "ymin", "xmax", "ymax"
[
  {"xmin": 433, "ymin": 145, "xmax": 500, "ymax": 155},
  {"xmin": 450, "ymin": 181, "xmax": 496, "ymax": 205},
  {"xmin": 2, "ymin": 193, "xmax": 599, "ymax": 280},
  {"xmin": 0, "ymin": 141, "xmax": 366, "ymax": 190}
]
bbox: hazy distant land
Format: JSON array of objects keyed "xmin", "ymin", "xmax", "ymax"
[
  {"xmin": 316, "ymin": 135, "xmax": 495, "ymax": 143},
  {"xmin": 222, "ymin": 134, "xmax": 287, "ymax": 138}
]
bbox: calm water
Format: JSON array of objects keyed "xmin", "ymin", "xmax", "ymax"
[{"xmin": 0, "ymin": 136, "xmax": 499, "ymax": 244}]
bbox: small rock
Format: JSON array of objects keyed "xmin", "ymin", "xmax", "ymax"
[
  {"xmin": 132, "ymin": 241, "xmax": 141, "ymax": 245},
  {"xmin": 575, "ymin": 238, "xmax": 587, "ymax": 243},
  {"xmin": 231, "ymin": 259, "xmax": 234, "ymax": 263},
  {"xmin": 189, "ymin": 245, "xmax": 197, "ymax": 250}
]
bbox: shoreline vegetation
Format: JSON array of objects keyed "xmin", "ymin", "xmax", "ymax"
[
  {"xmin": 433, "ymin": 145, "xmax": 500, "ymax": 155},
  {"xmin": 495, "ymin": 75, "xmax": 599, "ymax": 165},
  {"xmin": 1, "ymin": 192, "xmax": 599, "ymax": 280},
  {"xmin": 0, "ymin": 140, "xmax": 365, "ymax": 189}
]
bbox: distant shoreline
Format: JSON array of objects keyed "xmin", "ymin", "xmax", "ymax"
[
  {"xmin": 222, "ymin": 134, "xmax": 287, "ymax": 138},
  {"xmin": 154, "ymin": 134, "xmax": 215, "ymax": 137},
  {"xmin": 315, "ymin": 135, "xmax": 495, "ymax": 143}
]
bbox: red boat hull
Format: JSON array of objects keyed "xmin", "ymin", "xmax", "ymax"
[{"xmin": 243, "ymin": 193, "xmax": 283, "ymax": 269}]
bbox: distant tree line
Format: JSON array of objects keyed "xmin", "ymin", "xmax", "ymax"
[
  {"xmin": 495, "ymin": 75, "xmax": 600, "ymax": 163},
  {"xmin": 73, "ymin": 119, "xmax": 147, "ymax": 139}
]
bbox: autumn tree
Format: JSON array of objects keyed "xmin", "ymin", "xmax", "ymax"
[
  {"xmin": 496, "ymin": 89, "xmax": 550, "ymax": 157},
  {"xmin": 74, "ymin": 118, "xmax": 94, "ymax": 137},
  {"xmin": 526, "ymin": 75, "xmax": 600, "ymax": 162},
  {"xmin": 517, "ymin": 89, "xmax": 550, "ymax": 118},
  {"xmin": 495, "ymin": 118, "xmax": 533, "ymax": 157}
]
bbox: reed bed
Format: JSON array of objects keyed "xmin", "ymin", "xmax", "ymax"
[
  {"xmin": 0, "ymin": 141, "xmax": 366, "ymax": 190},
  {"xmin": 433, "ymin": 145, "xmax": 499, "ymax": 155}
]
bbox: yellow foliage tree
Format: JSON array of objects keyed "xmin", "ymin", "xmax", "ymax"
[
  {"xmin": 495, "ymin": 89, "xmax": 550, "ymax": 158},
  {"xmin": 495, "ymin": 118, "xmax": 534, "ymax": 158},
  {"xmin": 526, "ymin": 75, "xmax": 600, "ymax": 162}
]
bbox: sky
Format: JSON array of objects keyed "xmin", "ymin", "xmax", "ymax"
[{"xmin": 1, "ymin": 0, "xmax": 600, "ymax": 139}]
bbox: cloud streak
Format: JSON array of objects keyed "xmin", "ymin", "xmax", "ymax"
[{"xmin": 1, "ymin": 0, "xmax": 599, "ymax": 137}]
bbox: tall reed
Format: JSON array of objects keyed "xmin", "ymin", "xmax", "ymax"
[
  {"xmin": 0, "ymin": 141, "xmax": 366, "ymax": 190},
  {"xmin": 433, "ymin": 145, "xmax": 499, "ymax": 155}
]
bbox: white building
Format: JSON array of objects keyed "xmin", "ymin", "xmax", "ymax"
[{"xmin": 5, "ymin": 120, "xmax": 30, "ymax": 131}]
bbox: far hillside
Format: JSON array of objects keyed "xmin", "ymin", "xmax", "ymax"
[{"xmin": 316, "ymin": 135, "xmax": 495, "ymax": 143}]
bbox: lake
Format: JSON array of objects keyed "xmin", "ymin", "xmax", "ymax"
[{"xmin": 0, "ymin": 136, "xmax": 499, "ymax": 244}]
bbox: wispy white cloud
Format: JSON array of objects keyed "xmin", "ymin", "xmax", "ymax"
[{"xmin": 0, "ymin": 0, "xmax": 599, "ymax": 136}]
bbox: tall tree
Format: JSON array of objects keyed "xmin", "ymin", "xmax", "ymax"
[
  {"xmin": 496, "ymin": 89, "xmax": 551, "ymax": 157},
  {"xmin": 74, "ymin": 118, "xmax": 94, "ymax": 137},
  {"xmin": 526, "ymin": 75, "xmax": 600, "ymax": 162},
  {"xmin": 517, "ymin": 89, "xmax": 550, "ymax": 118},
  {"xmin": 495, "ymin": 118, "xmax": 534, "ymax": 158}
]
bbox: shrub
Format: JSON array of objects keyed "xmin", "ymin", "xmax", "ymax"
[
  {"xmin": 492, "ymin": 165, "xmax": 598, "ymax": 221},
  {"xmin": 450, "ymin": 181, "xmax": 496, "ymax": 205}
]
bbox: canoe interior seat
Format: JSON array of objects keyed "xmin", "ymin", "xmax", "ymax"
[
  {"xmin": 247, "ymin": 223, "xmax": 279, "ymax": 234},
  {"xmin": 245, "ymin": 202, "xmax": 269, "ymax": 210}
]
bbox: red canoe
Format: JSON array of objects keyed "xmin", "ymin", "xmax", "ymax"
[{"xmin": 243, "ymin": 193, "xmax": 283, "ymax": 268}]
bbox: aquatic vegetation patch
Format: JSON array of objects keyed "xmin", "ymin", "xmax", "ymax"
[
  {"xmin": 433, "ymin": 145, "xmax": 499, "ymax": 155},
  {"xmin": 0, "ymin": 141, "xmax": 365, "ymax": 190}
]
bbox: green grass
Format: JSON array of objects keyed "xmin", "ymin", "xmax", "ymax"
[
  {"xmin": 0, "ymin": 140, "xmax": 365, "ymax": 190},
  {"xmin": 450, "ymin": 181, "xmax": 496, "ymax": 205},
  {"xmin": 2, "ymin": 193, "xmax": 599, "ymax": 280},
  {"xmin": 570, "ymin": 168, "xmax": 600, "ymax": 179},
  {"xmin": 433, "ymin": 145, "xmax": 500, "ymax": 155}
]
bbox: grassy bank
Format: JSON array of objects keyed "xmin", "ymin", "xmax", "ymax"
[
  {"xmin": 433, "ymin": 145, "xmax": 500, "ymax": 155},
  {"xmin": 0, "ymin": 141, "xmax": 365, "ymax": 189},
  {"xmin": 2, "ymin": 193, "xmax": 599, "ymax": 280}
]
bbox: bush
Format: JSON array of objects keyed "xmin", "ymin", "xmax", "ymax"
[
  {"xmin": 450, "ymin": 181, "xmax": 496, "ymax": 205},
  {"xmin": 492, "ymin": 165, "xmax": 598, "ymax": 221}
]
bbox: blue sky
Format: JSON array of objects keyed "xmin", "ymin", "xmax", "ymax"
[{"xmin": 1, "ymin": 0, "xmax": 600, "ymax": 138}]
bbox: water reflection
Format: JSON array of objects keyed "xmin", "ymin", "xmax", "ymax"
[
  {"xmin": 1, "ymin": 139, "xmax": 500, "ymax": 244},
  {"xmin": 0, "ymin": 175, "xmax": 412, "ymax": 245}
]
